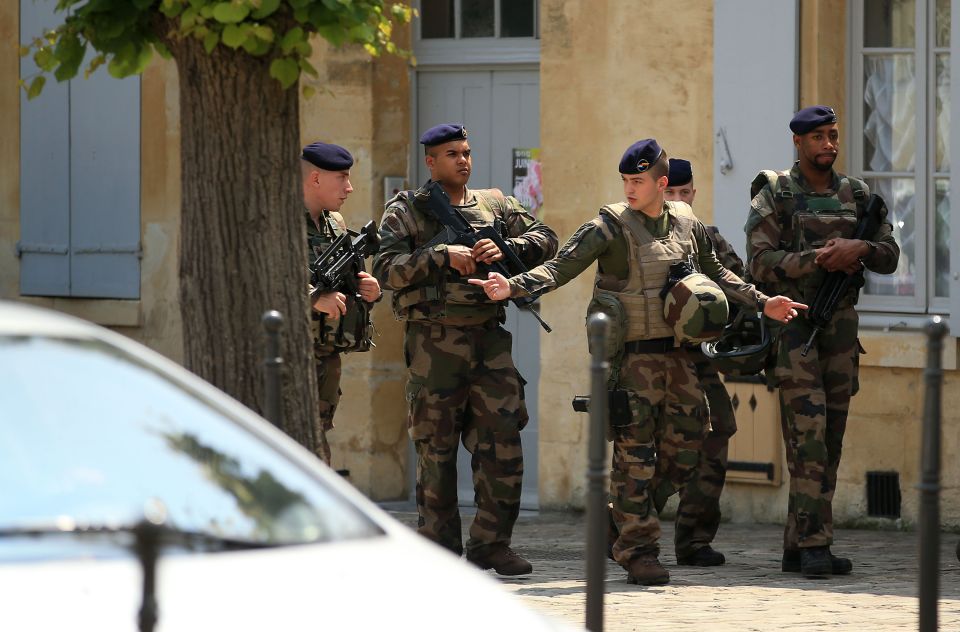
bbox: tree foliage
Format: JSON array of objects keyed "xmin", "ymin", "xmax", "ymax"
[{"xmin": 20, "ymin": 0, "xmax": 413, "ymax": 97}]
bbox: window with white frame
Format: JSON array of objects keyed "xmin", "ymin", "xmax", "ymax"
[
  {"xmin": 414, "ymin": 0, "xmax": 539, "ymax": 65},
  {"xmin": 419, "ymin": 0, "xmax": 537, "ymax": 39},
  {"xmin": 850, "ymin": 0, "xmax": 950, "ymax": 316}
]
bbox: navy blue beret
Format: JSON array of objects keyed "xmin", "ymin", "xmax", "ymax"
[
  {"xmin": 619, "ymin": 139, "xmax": 664, "ymax": 175},
  {"xmin": 302, "ymin": 141, "xmax": 354, "ymax": 171},
  {"xmin": 419, "ymin": 123, "xmax": 468, "ymax": 146},
  {"xmin": 789, "ymin": 105, "xmax": 837, "ymax": 135},
  {"xmin": 667, "ymin": 158, "xmax": 693, "ymax": 186}
]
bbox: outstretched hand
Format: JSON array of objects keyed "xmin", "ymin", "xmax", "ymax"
[
  {"xmin": 467, "ymin": 272, "xmax": 512, "ymax": 301},
  {"xmin": 763, "ymin": 295, "xmax": 807, "ymax": 323}
]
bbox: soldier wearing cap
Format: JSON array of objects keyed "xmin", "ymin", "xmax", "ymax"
[
  {"xmin": 372, "ymin": 123, "xmax": 558, "ymax": 575},
  {"xmin": 745, "ymin": 105, "xmax": 900, "ymax": 578},
  {"xmin": 471, "ymin": 139, "xmax": 805, "ymax": 585},
  {"xmin": 662, "ymin": 158, "xmax": 745, "ymax": 567},
  {"xmin": 301, "ymin": 141, "xmax": 381, "ymax": 464}
]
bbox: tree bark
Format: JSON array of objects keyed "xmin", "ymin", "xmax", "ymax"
[{"xmin": 167, "ymin": 36, "xmax": 326, "ymax": 460}]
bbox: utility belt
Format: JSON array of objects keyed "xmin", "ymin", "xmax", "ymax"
[{"xmin": 622, "ymin": 336, "xmax": 698, "ymax": 354}]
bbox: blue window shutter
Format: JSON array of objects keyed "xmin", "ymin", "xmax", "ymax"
[
  {"xmin": 19, "ymin": 0, "xmax": 70, "ymax": 296},
  {"xmin": 19, "ymin": 0, "xmax": 141, "ymax": 300},
  {"xmin": 69, "ymin": 58, "xmax": 141, "ymax": 299}
]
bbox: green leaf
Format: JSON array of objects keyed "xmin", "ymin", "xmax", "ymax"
[
  {"xmin": 212, "ymin": 2, "xmax": 251, "ymax": 24},
  {"xmin": 26, "ymin": 75, "xmax": 46, "ymax": 100},
  {"xmin": 348, "ymin": 23, "xmax": 375, "ymax": 42},
  {"xmin": 269, "ymin": 56, "xmax": 299, "ymax": 89},
  {"xmin": 154, "ymin": 40, "xmax": 173, "ymax": 60},
  {"xmin": 203, "ymin": 30, "xmax": 220, "ymax": 53},
  {"xmin": 242, "ymin": 37, "xmax": 271, "ymax": 56},
  {"xmin": 221, "ymin": 23, "xmax": 250, "ymax": 48},
  {"xmin": 53, "ymin": 33, "xmax": 84, "ymax": 82},
  {"xmin": 132, "ymin": 0, "xmax": 154, "ymax": 8},
  {"xmin": 298, "ymin": 57, "xmax": 318, "ymax": 78},
  {"xmin": 34, "ymin": 47, "xmax": 56, "ymax": 72},
  {"xmin": 251, "ymin": 24, "xmax": 274, "ymax": 42},
  {"xmin": 316, "ymin": 24, "xmax": 345, "ymax": 46},
  {"xmin": 84, "ymin": 53, "xmax": 106, "ymax": 79},
  {"xmin": 159, "ymin": 0, "xmax": 185, "ymax": 18},
  {"xmin": 279, "ymin": 26, "xmax": 305, "ymax": 54},
  {"xmin": 251, "ymin": 0, "xmax": 281, "ymax": 20},
  {"xmin": 302, "ymin": 84, "xmax": 316, "ymax": 99},
  {"xmin": 180, "ymin": 6, "xmax": 198, "ymax": 28}
]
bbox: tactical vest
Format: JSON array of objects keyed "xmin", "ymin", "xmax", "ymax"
[
  {"xmin": 750, "ymin": 170, "xmax": 867, "ymax": 306},
  {"xmin": 389, "ymin": 188, "xmax": 508, "ymax": 326},
  {"xmin": 587, "ymin": 202, "xmax": 698, "ymax": 343},
  {"xmin": 307, "ymin": 211, "xmax": 374, "ymax": 354}
]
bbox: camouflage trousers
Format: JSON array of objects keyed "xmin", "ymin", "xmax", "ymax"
[
  {"xmin": 314, "ymin": 348, "xmax": 342, "ymax": 464},
  {"xmin": 674, "ymin": 348, "xmax": 737, "ymax": 556},
  {"xmin": 772, "ymin": 307, "xmax": 860, "ymax": 549},
  {"xmin": 610, "ymin": 348, "xmax": 706, "ymax": 564},
  {"xmin": 403, "ymin": 320, "xmax": 528, "ymax": 556}
]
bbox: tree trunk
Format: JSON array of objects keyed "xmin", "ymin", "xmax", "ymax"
[{"xmin": 168, "ymin": 37, "xmax": 326, "ymax": 460}]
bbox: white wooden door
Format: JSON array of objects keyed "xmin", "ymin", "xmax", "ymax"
[
  {"xmin": 713, "ymin": 0, "xmax": 798, "ymax": 259},
  {"xmin": 414, "ymin": 68, "xmax": 541, "ymax": 509}
]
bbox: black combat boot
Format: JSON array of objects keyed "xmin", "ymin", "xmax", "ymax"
[
  {"xmin": 466, "ymin": 545, "xmax": 533, "ymax": 576},
  {"xmin": 782, "ymin": 548, "xmax": 852, "ymax": 575},
  {"xmin": 607, "ymin": 504, "xmax": 619, "ymax": 561},
  {"xmin": 625, "ymin": 554, "xmax": 670, "ymax": 586},
  {"xmin": 677, "ymin": 545, "xmax": 726, "ymax": 567},
  {"xmin": 798, "ymin": 546, "xmax": 832, "ymax": 578}
]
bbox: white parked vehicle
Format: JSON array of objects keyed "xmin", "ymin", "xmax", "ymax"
[{"xmin": 0, "ymin": 301, "xmax": 577, "ymax": 632}]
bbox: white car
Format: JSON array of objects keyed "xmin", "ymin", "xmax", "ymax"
[{"xmin": 0, "ymin": 301, "xmax": 577, "ymax": 632}]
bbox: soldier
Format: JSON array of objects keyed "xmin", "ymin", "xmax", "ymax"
[
  {"xmin": 372, "ymin": 123, "xmax": 558, "ymax": 575},
  {"xmin": 664, "ymin": 158, "xmax": 744, "ymax": 567},
  {"xmin": 471, "ymin": 139, "xmax": 805, "ymax": 585},
  {"xmin": 745, "ymin": 106, "xmax": 900, "ymax": 578},
  {"xmin": 302, "ymin": 141, "xmax": 381, "ymax": 465}
]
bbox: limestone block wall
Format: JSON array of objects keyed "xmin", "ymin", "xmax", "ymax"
[
  {"xmin": 301, "ymin": 36, "xmax": 411, "ymax": 500},
  {"xmin": 537, "ymin": 0, "xmax": 716, "ymax": 509}
]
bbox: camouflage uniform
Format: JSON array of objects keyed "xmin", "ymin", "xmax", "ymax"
[
  {"xmin": 745, "ymin": 164, "xmax": 899, "ymax": 550},
  {"xmin": 673, "ymin": 226, "xmax": 745, "ymax": 558},
  {"xmin": 508, "ymin": 201, "xmax": 767, "ymax": 565},
  {"xmin": 307, "ymin": 210, "xmax": 374, "ymax": 464},
  {"xmin": 373, "ymin": 182, "xmax": 557, "ymax": 556}
]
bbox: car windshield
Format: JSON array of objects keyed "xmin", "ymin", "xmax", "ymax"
[{"xmin": 0, "ymin": 334, "xmax": 382, "ymax": 561}]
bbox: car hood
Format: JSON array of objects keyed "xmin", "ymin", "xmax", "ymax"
[{"xmin": 0, "ymin": 532, "xmax": 574, "ymax": 631}]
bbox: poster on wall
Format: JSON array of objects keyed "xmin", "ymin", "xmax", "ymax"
[{"xmin": 512, "ymin": 148, "xmax": 543, "ymax": 219}]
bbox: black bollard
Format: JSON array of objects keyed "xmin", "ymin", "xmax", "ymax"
[
  {"xmin": 586, "ymin": 312, "xmax": 610, "ymax": 632},
  {"xmin": 262, "ymin": 310, "xmax": 284, "ymax": 429},
  {"xmin": 918, "ymin": 316, "xmax": 948, "ymax": 632}
]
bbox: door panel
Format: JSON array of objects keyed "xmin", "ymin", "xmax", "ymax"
[{"xmin": 713, "ymin": 0, "xmax": 798, "ymax": 259}]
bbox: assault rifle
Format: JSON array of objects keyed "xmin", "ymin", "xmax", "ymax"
[
  {"xmin": 309, "ymin": 220, "xmax": 380, "ymax": 302},
  {"xmin": 420, "ymin": 181, "xmax": 552, "ymax": 332},
  {"xmin": 801, "ymin": 194, "xmax": 885, "ymax": 356}
]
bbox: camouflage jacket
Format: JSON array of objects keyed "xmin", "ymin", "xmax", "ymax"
[
  {"xmin": 744, "ymin": 163, "xmax": 900, "ymax": 305},
  {"xmin": 307, "ymin": 210, "xmax": 373, "ymax": 355},
  {"xmin": 705, "ymin": 225, "xmax": 745, "ymax": 279},
  {"xmin": 508, "ymin": 201, "xmax": 766, "ymax": 310},
  {"xmin": 373, "ymin": 180, "xmax": 558, "ymax": 326}
]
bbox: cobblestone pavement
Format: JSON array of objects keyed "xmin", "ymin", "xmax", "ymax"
[{"xmin": 386, "ymin": 508, "xmax": 960, "ymax": 631}]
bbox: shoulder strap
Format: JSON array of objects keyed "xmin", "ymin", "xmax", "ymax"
[{"xmin": 601, "ymin": 203, "xmax": 657, "ymax": 245}]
